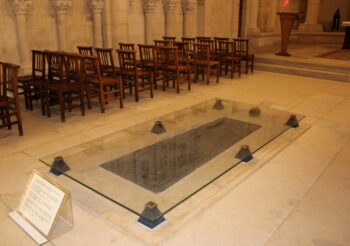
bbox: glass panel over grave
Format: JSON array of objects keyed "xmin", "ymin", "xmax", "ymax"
[{"xmin": 40, "ymin": 98, "xmax": 304, "ymax": 223}]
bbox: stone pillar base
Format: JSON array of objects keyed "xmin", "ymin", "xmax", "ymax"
[{"xmin": 298, "ymin": 23, "xmax": 323, "ymax": 32}]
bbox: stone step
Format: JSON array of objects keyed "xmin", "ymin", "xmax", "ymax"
[
  {"xmin": 255, "ymin": 63, "xmax": 350, "ymax": 83},
  {"xmin": 255, "ymin": 56, "xmax": 350, "ymax": 74}
]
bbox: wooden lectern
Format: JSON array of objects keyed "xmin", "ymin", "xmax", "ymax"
[
  {"xmin": 276, "ymin": 12, "xmax": 299, "ymax": 56},
  {"xmin": 342, "ymin": 21, "xmax": 350, "ymax": 50}
]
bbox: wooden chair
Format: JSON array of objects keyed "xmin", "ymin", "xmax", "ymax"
[
  {"xmin": 0, "ymin": 62, "xmax": 23, "ymax": 136},
  {"xmin": 193, "ymin": 43, "xmax": 220, "ymax": 84},
  {"xmin": 83, "ymin": 55, "xmax": 123, "ymax": 113},
  {"xmin": 117, "ymin": 49, "xmax": 153, "ymax": 102},
  {"xmin": 156, "ymin": 46, "xmax": 191, "ymax": 93},
  {"xmin": 138, "ymin": 44, "xmax": 163, "ymax": 89},
  {"xmin": 181, "ymin": 38, "xmax": 196, "ymax": 58},
  {"xmin": 44, "ymin": 52, "xmax": 85, "ymax": 122},
  {"xmin": 233, "ymin": 38, "xmax": 254, "ymax": 74},
  {"xmin": 196, "ymin": 36, "xmax": 211, "ymax": 42},
  {"xmin": 94, "ymin": 48, "xmax": 120, "ymax": 76},
  {"xmin": 154, "ymin": 40, "xmax": 171, "ymax": 47},
  {"xmin": 218, "ymin": 41, "xmax": 241, "ymax": 78},
  {"xmin": 173, "ymin": 41, "xmax": 192, "ymax": 65},
  {"xmin": 163, "ymin": 36, "xmax": 176, "ymax": 42},
  {"xmin": 214, "ymin": 37, "xmax": 229, "ymax": 59},
  {"xmin": 77, "ymin": 46, "xmax": 94, "ymax": 56},
  {"xmin": 119, "ymin": 43, "xmax": 135, "ymax": 51},
  {"xmin": 17, "ymin": 50, "xmax": 46, "ymax": 115}
]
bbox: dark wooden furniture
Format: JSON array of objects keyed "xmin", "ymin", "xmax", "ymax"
[
  {"xmin": 44, "ymin": 52, "xmax": 85, "ymax": 122},
  {"xmin": 233, "ymin": 38, "xmax": 254, "ymax": 74},
  {"xmin": 18, "ymin": 50, "xmax": 46, "ymax": 114},
  {"xmin": 156, "ymin": 46, "xmax": 191, "ymax": 93},
  {"xmin": 218, "ymin": 41, "xmax": 241, "ymax": 78},
  {"xmin": 138, "ymin": 44, "xmax": 163, "ymax": 89},
  {"xmin": 117, "ymin": 49, "xmax": 153, "ymax": 102},
  {"xmin": 94, "ymin": 48, "xmax": 119, "ymax": 76},
  {"xmin": 0, "ymin": 62, "xmax": 23, "ymax": 136},
  {"xmin": 163, "ymin": 36, "xmax": 176, "ymax": 42},
  {"xmin": 154, "ymin": 40, "xmax": 171, "ymax": 47},
  {"xmin": 276, "ymin": 12, "xmax": 298, "ymax": 56},
  {"xmin": 196, "ymin": 36, "xmax": 211, "ymax": 42},
  {"xmin": 214, "ymin": 37, "xmax": 229, "ymax": 59},
  {"xmin": 193, "ymin": 43, "xmax": 220, "ymax": 84},
  {"xmin": 119, "ymin": 43, "xmax": 136, "ymax": 51},
  {"xmin": 83, "ymin": 55, "xmax": 123, "ymax": 113},
  {"xmin": 77, "ymin": 46, "xmax": 94, "ymax": 56},
  {"xmin": 342, "ymin": 22, "xmax": 350, "ymax": 49}
]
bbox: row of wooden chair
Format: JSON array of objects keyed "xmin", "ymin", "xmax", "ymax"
[
  {"xmin": 159, "ymin": 36, "xmax": 254, "ymax": 74},
  {"xmin": 0, "ymin": 62, "xmax": 23, "ymax": 136},
  {"xmin": 18, "ymin": 51, "xmax": 123, "ymax": 123}
]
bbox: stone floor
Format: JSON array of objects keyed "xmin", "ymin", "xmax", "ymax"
[{"xmin": 1, "ymin": 46, "xmax": 350, "ymax": 245}]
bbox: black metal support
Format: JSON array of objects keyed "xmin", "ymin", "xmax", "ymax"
[
  {"xmin": 50, "ymin": 156, "xmax": 70, "ymax": 176},
  {"xmin": 213, "ymin": 99, "xmax": 224, "ymax": 110},
  {"xmin": 285, "ymin": 114, "xmax": 299, "ymax": 128},
  {"xmin": 151, "ymin": 121, "xmax": 166, "ymax": 134},
  {"xmin": 235, "ymin": 145, "xmax": 253, "ymax": 162},
  {"xmin": 249, "ymin": 107, "xmax": 261, "ymax": 117},
  {"xmin": 137, "ymin": 201, "xmax": 166, "ymax": 229}
]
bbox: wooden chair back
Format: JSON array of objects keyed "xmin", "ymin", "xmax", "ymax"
[
  {"xmin": 46, "ymin": 51, "xmax": 65, "ymax": 81},
  {"xmin": 233, "ymin": 38, "xmax": 249, "ymax": 56},
  {"xmin": 163, "ymin": 36, "xmax": 176, "ymax": 42},
  {"xmin": 0, "ymin": 62, "xmax": 23, "ymax": 135},
  {"xmin": 138, "ymin": 45, "xmax": 156, "ymax": 65},
  {"xmin": 119, "ymin": 43, "xmax": 136, "ymax": 51},
  {"xmin": 31, "ymin": 50, "xmax": 46, "ymax": 79},
  {"xmin": 156, "ymin": 46, "xmax": 179, "ymax": 67},
  {"xmin": 117, "ymin": 50, "xmax": 138, "ymax": 73},
  {"xmin": 94, "ymin": 48, "xmax": 115, "ymax": 73},
  {"xmin": 154, "ymin": 40, "xmax": 171, "ymax": 47},
  {"xmin": 77, "ymin": 46, "xmax": 94, "ymax": 56},
  {"xmin": 214, "ymin": 37, "xmax": 229, "ymax": 54},
  {"xmin": 194, "ymin": 43, "xmax": 211, "ymax": 62}
]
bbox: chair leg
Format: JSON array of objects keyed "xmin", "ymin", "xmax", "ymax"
[
  {"xmin": 206, "ymin": 66, "xmax": 210, "ymax": 84},
  {"xmin": 149, "ymin": 75, "xmax": 154, "ymax": 98},
  {"xmin": 119, "ymin": 82, "xmax": 124, "ymax": 109},
  {"xmin": 176, "ymin": 71, "xmax": 180, "ymax": 93},
  {"xmin": 135, "ymin": 78, "xmax": 139, "ymax": 102},
  {"xmin": 15, "ymin": 102, "xmax": 23, "ymax": 136},
  {"xmin": 58, "ymin": 92, "xmax": 65, "ymax": 123},
  {"xmin": 5, "ymin": 107, "xmax": 11, "ymax": 130},
  {"xmin": 245, "ymin": 60, "xmax": 248, "ymax": 74},
  {"xmin": 100, "ymin": 85, "xmax": 105, "ymax": 113}
]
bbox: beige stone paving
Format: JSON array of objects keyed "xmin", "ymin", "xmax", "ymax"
[{"xmin": 0, "ymin": 69, "xmax": 350, "ymax": 245}]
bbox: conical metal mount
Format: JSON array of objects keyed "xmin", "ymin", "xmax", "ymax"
[
  {"xmin": 212, "ymin": 99, "xmax": 224, "ymax": 110},
  {"xmin": 137, "ymin": 201, "xmax": 166, "ymax": 229},
  {"xmin": 235, "ymin": 145, "xmax": 253, "ymax": 163},
  {"xmin": 151, "ymin": 121, "xmax": 166, "ymax": 134},
  {"xmin": 286, "ymin": 114, "xmax": 299, "ymax": 128},
  {"xmin": 50, "ymin": 156, "xmax": 70, "ymax": 176},
  {"xmin": 249, "ymin": 107, "xmax": 261, "ymax": 117}
]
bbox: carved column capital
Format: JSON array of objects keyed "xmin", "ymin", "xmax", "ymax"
[
  {"xmin": 142, "ymin": 0, "xmax": 159, "ymax": 14},
  {"xmin": 9, "ymin": 0, "xmax": 32, "ymax": 15},
  {"xmin": 51, "ymin": 0, "xmax": 72, "ymax": 14},
  {"xmin": 89, "ymin": 0, "xmax": 104, "ymax": 13},
  {"xmin": 163, "ymin": 0, "xmax": 177, "ymax": 13},
  {"xmin": 181, "ymin": 0, "xmax": 196, "ymax": 13}
]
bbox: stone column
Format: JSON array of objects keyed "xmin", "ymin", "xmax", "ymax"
[
  {"xmin": 197, "ymin": 0, "xmax": 205, "ymax": 36},
  {"xmin": 298, "ymin": 0, "xmax": 322, "ymax": 32},
  {"xmin": 182, "ymin": 0, "xmax": 197, "ymax": 37},
  {"xmin": 9, "ymin": 0, "xmax": 32, "ymax": 72},
  {"xmin": 266, "ymin": 0, "xmax": 278, "ymax": 32},
  {"xmin": 90, "ymin": 0, "xmax": 104, "ymax": 47},
  {"xmin": 248, "ymin": 0, "xmax": 260, "ymax": 34},
  {"xmin": 164, "ymin": 0, "xmax": 178, "ymax": 37},
  {"xmin": 142, "ymin": 0, "xmax": 159, "ymax": 44},
  {"xmin": 52, "ymin": 0, "xmax": 72, "ymax": 51}
]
